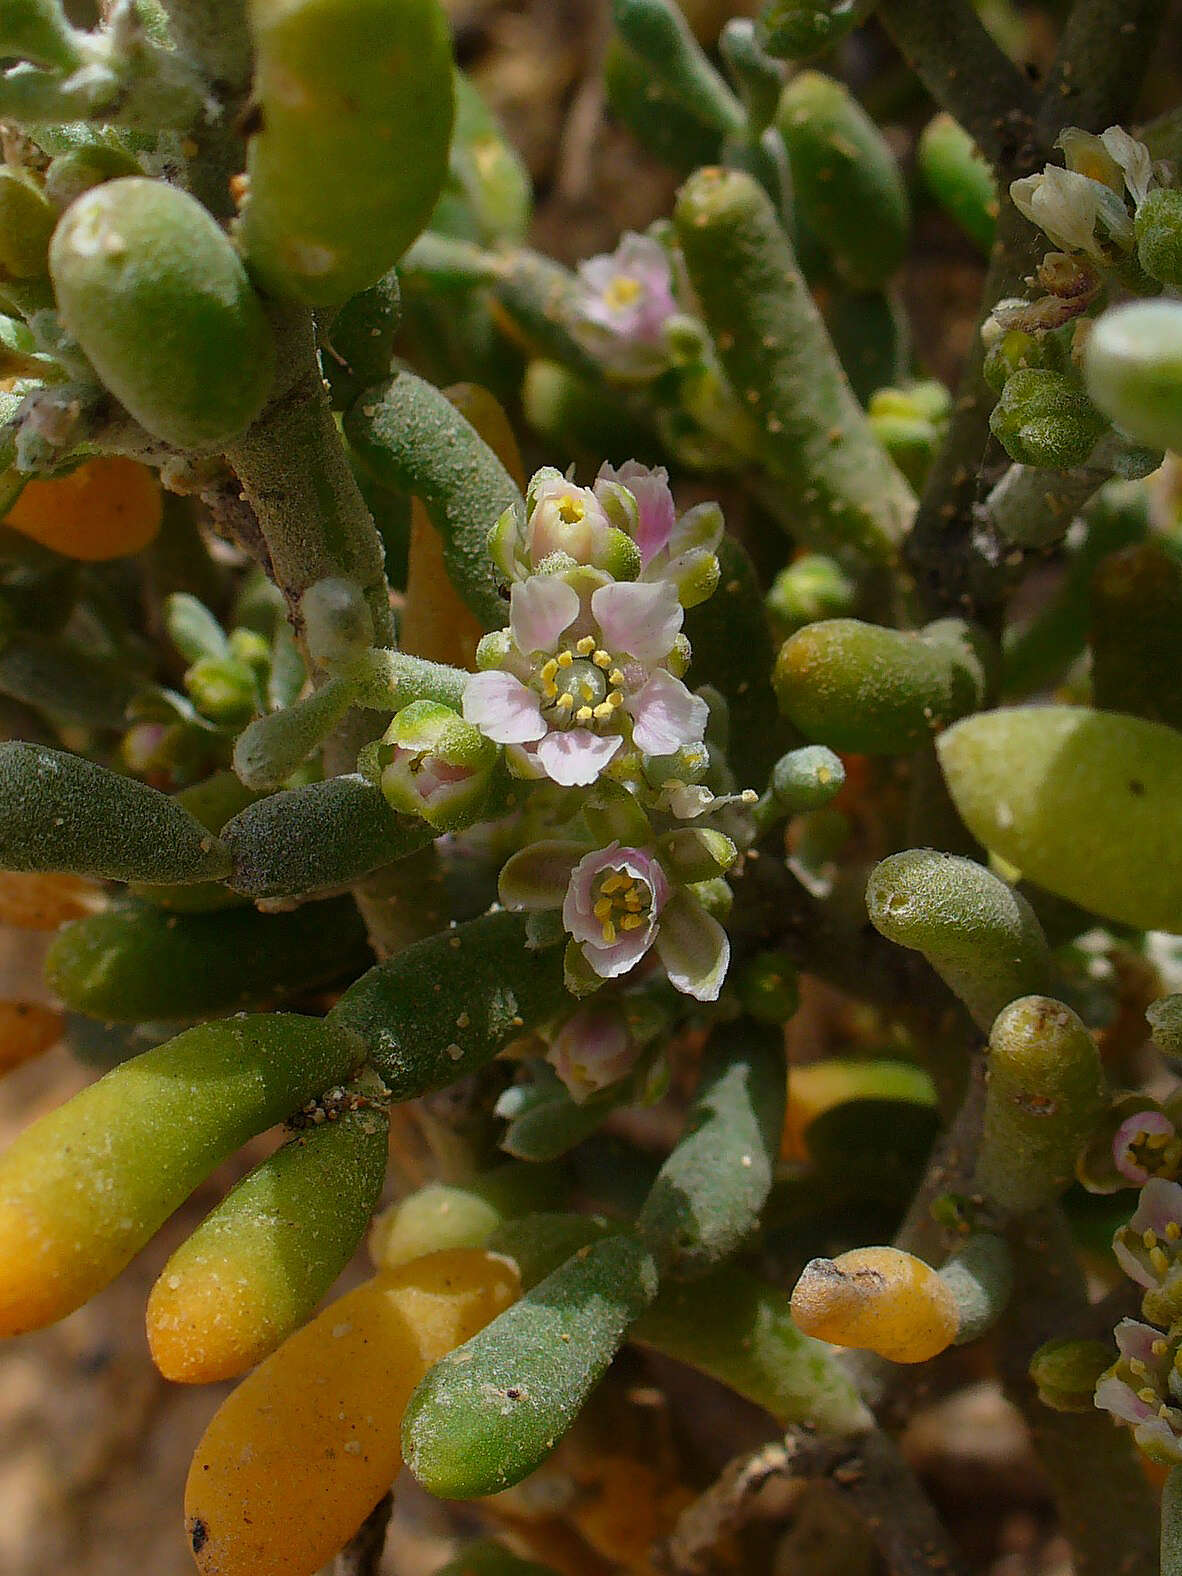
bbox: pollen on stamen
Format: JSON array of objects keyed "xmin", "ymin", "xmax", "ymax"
[
  {"xmin": 1155, "ymin": 1339, "xmax": 1170, "ymax": 1356},
  {"xmin": 1167, "ymin": 1222, "xmax": 1181, "ymax": 1241},
  {"xmin": 540, "ymin": 658, "xmax": 558, "ymax": 683},
  {"xmin": 557, "ymin": 650, "xmax": 574, "ymax": 668},
  {"xmin": 1144, "ymin": 1229, "xmax": 1160, "ymax": 1250},
  {"xmin": 1150, "ymin": 1246, "xmax": 1170, "ymax": 1274},
  {"xmin": 576, "ymin": 706, "xmax": 594, "ymax": 722},
  {"xmin": 593, "ymin": 702, "xmax": 614, "ymax": 720},
  {"xmin": 592, "ymin": 649, "xmax": 612, "ymax": 668},
  {"xmin": 601, "ymin": 919, "xmax": 617, "ymax": 942},
  {"xmin": 554, "ymin": 693, "xmax": 574, "ymax": 711},
  {"xmin": 576, "ymin": 635, "xmax": 596, "ymax": 656},
  {"xmin": 609, "ymin": 669, "xmax": 625, "ymax": 686},
  {"xmin": 620, "ymin": 914, "xmax": 645, "ymax": 930},
  {"xmin": 593, "ymin": 898, "xmax": 614, "ymax": 920},
  {"xmin": 600, "ymin": 874, "xmax": 628, "ymax": 894},
  {"xmin": 1139, "ymin": 1387, "xmax": 1159, "ymax": 1403}
]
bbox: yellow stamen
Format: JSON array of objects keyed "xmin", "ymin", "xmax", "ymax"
[
  {"xmin": 576, "ymin": 635, "xmax": 596, "ymax": 656},
  {"xmin": 601, "ymin": 919, "xmax": 617, "ymax": 943},
  {"xmin": 557, "ymin": 650, "xmax": 573, "ymax": 668},
  {"xmin": 554, "ymin": 693, "xmax": 573, "ymax": 712},
  {"xmin": 609, "ymin": 669, "xmax": 625, "ymax": 687},
  {"xmin": 605, "ymin": 275, "xmax": 642, "ymax": 309},
  {"xmin": 1154, "ymin": 1339, "xmax": 1170, "ymax": 1356},
  {"xmin": 1148, "ymin": 1132, "xmax": 1171, "ymax": 1149},
  {"xmin": 593, "ymin": 702, "xmax": 615, "ymax": 721},
  {"xmin": 1139, "ymin": 1387, "xmax": 1159, "ymax": 1404},
  {"xmin": 607, "ymin": 690, "xmax": 623, "ymax": 708},
  {"xmin": 542, "ymin": 679, "xmax": 558, "ymax": 699},
  {"xmin": 540, "ymin": 658, "xmax": 558, "ymax": 683},
  {"xmin": 592, "ymin": 649, "xmax": 612, "ymax": 668},
  {"xmin": 623, "ymin": 894, "xmax": 644, "ymax": 912},
  {"xmin": 1167, "ymin": 1222, "xmax": 1181, "ymax": 1241},
  {"xmin": 600, "ymin": 873, "xmax": 628, "ymax": 895},
  {"xmin": 1150, "ymin": 1246, "xmax": 1170, "ymax": 1275},
  {"xmin": 593, "ymin": 898, "xmax": 614, "ymax": 920},
  {"xmin": 620, "ymin": 913, "xmax": 645, "ymax": 930},
  {"xmin": 1144, "ymin": 1229, "xmax": 1160, "ymax": 1250},
  {"xmin": 557, "ymin": 495, "xmax": 585, "ymax": 523},
  {"xmin": 575, "ymin": 706, "xmax": 594, "ymax": 723},
  {"xmin": 1129, "ymin": 1358, "xmax": 1150, "ymax": 1377}
]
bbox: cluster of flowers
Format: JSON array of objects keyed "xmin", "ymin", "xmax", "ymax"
[
  {"xmin": 367, "ymin": 453, "xmax": 749, "ymax": 1103},
  {"xmin": 985, "ymin": 126, "xmax": 1160, "ymax": 339},
  {"xmin": 1095, "ymin": 1178, "xmax": 1182, "ymax": 1463}
]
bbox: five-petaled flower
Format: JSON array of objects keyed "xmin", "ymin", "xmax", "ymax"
[
  {"xmin": 463, "ymin": 573, "xmax": 707, "ymax": 787},
  {"xmin": 1095, "ymin": 1318, "xmax": 1182, "ymax": 1465},
  {"xmin": 574, "ymin": 232, "xmax": 678, "ymax": 377}
]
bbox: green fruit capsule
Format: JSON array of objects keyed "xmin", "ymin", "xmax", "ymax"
[
  {"xmin": 345, "ymin": 370, "xmax": 520, "ymax": 629},
  {"xmin": 638, "ymin": 1021, "xmax": 785, "ymax": 1278},
  {"xmin": 917, "ymin": 113, "xmax": 997, "ymax": 255},
  {"xmin": 0, "ymin": 1012, "xmax": 365, "ymax": 1335},
  {"xmin": 222, "ymin": 774, "xmax": 432, "ymax": 899},
  {"xmin": 1135, "ymin": 188, "xmax": 1182, "ymax": 291},
  {"xmin": 402, "ymin": 1230, "xmax": 659, "ymax": 1498},
  {"xmin": 866, "ymin": 850, "xmax": 1051, "ymax": 1032},
  {"xmin": 975, "ymin": 996, "xmax": 1106, "ymax": 1216},
  {"xmin": 989, "ymin": 368, "xmax": 1106, "ymax": 469},
  {"xmin": 937, "ymin": 705, "xmax": 1182, "ymax": 933},
  {"xmin": 47, "ymin": 895, "xmax": 371, "ymax": 1021},
  {"xmin": 330, "ymin": 911, "xmax": 568, "ymax": 1099},
  {"xmin": 1083, "ymin": 299, "xmax": 1182, "ymax": 454},
  {"xmin": 146, "ymin": 1078, "xmax": 389, "ymax": 1382},
  {"xmin": 241, "ymin": 0, "xmax": 454, "ymax": 305},
  {"xmin": 0, "ymin": 741, "xmax": 231, "ymax": 884},
  {"xmin": 775, "ymin": 72, "xmax": 909, "ymax": 289},
  {"xmin": 49, "ymin": 178, "xmax": 274, "ymax": 449},
  {"xmin": 773, "ymin": 617, "xmax": 987, "ymax": 755}
]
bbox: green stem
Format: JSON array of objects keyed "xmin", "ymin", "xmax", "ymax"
[
  {"xmin": 985, "ymin": 461, "xmax": 1111, "ymax": 550},
  {"xmin": 875, "ymin": 0, "xmax": 1039, "ymax": 173},
  {"xmin": 997, "ymin": 1211, "xmax": 1157, "ymax": 1576},
  {"xmin": 1164, "ymin": 1467, "xmax": 1182, "ymax": 1576},
  {"xmin": 1037, "ymin": 0, "xmax": 1169, "ymax": 140},
  {"xmin": 224, "ymin": 312, "xmax": 395, "ymax": 650}
]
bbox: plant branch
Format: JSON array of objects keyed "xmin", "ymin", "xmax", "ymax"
[
  {"xmin": 332, "ymin": 1491, "xmax": 393, "ymax": 1576},
  {"xmin": 224, "ymin": 311, "xmax": 395, "ymax": 651},
  {"xmin": 1037, "ymin": 0, "xmax": 1169, "ymax": 142},
  {"xmin": 875, "ymin": 0, "xmax": 1039, "ymax": 173}
]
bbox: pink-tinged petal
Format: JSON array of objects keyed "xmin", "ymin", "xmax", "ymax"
[
  {"xmin": 1113, "ymin": 1110, "xmax": 1176, "ymax": 1182},
  {"xmin": 1134, "ymin": 1417, "xmax": 1182, "ymax": 1464},
  {"xmin": 510, "ymin": 574, "xmax": 579, "ymax": 654},
  {"xmin": 655, "ymin": 888, "xmax": 730, "ymax": 1002},
  {"xmin": 1114, "ymin": 1234, "xmax": 1159, "ymax": 1289},
  {"xmin": 563, "ymin": 842, "xmax": 621, "ymax": 939},
  {"xmin": 669, "ymin": 499, "xmax": 724, "ymax": 557},
  {"xmin": 463, "ymin": 671, "xmax": 546, "ymax": 745},
  {"xmin": 599, "ymin": 461, "xmax": 676, "ymax": 564},
  {"xmin": 581, "ymin": 922, "xmax": 658, "ymax": 980},
  {"xmin": 1132, "ymin": 1177, "xmax": 1182, "ymax": 1235},
  {"xmin": 627, "ymin": 670, "xmax": 709, "ymax": 755},
  {"xmin": 1115, "ymin": 1319, "xmax": 1166, "ymax": 1365},
  {"xmin": 549, "ymin": 1005, "xmax": 637, "ymax": 1101},
  {"xmin": 536, "ymin": 729, "xmax": 623, "ymax": 787},
  {"xmin": 499, "ymin": 840, "xmax": 588, "ymax": 911},
  {"xmin": 592, "ymin": 578, "xmax": 682, "ymax": 664},
  {"xmin": 1095, "ymin": 1375, "xmax": 1154, "ymax": 1425}
]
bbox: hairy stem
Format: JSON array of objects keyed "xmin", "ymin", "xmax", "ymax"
[
  {"xmin": 225, "ymin": 312, "xmax": 395, "ymax": 650},
  {"xmin": 875, "ymin": 0, "xmax": 1039, "ymax": 172}
]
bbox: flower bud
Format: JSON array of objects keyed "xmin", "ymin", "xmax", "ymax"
[
  {"xmin": 771, "ymin": 745, "xmax": 845, "ymax": 811},
  {"xmin": 299, "ymin": 576, "xmax": 374, "ymax": 672},
  {"xmin": 990, "ymin": 368, "xmax": 1107, "ymax": 468},
  {"xmin": 1084, "ymin": 299, "xmax": 1182, "ymax": 453},
  {"xmin": 658, "ymin": 826, "xmax": 737, "ymax": 884},
  {"xmin": 765, "ymin": 553, "xmax": 856, "ymax": 639},
  {"xmin": 373, "ymin": 700, "xmax": 496, "ymax": 832},
  {"xmin": 1135, "ymin": 187, "xmax": 1182, "ymax": 289},
  {"xmin": 185, "ymin": 656, "xmax": 259, "ymax": 727},
  {"xmin": 1029, "ymin": 1337, "xmax": 1114, "ymax": 1412}
]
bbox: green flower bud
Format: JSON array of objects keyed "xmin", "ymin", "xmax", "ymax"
[
  {"xmin": 1135, "ymin": 187, "xmax": 1182, "ymax": 290},
  {"xmin": 372, "ymin": 699, "xmax": 496, "ymax": 832},
  {"xmin": 299, "ymin": 576, "xmax": 374, "ymax": 672},
  {"xmin": 983, "ymin": 328, "xmax": 1046, "ymax": 396},
  {"xmin": 976, "ymin": 996, "xmax": 1106, "ymax": 1215},
  {"xmin": 44, "ymin": 144, "xmax": 140, "ymax": 212},
  {"xmin": 757, "ymin": 0, "xmax": 872, "ymax": 61},
  {"xmin": 771, "ymin": 744, "xmax": 845, "ymax": 810},
  {"xmin": 184, "ymin": 656, "xmax": 259, "ymax": 726},
  {"xmin": 1084, "ymin": 299, "xmax": 1182, "ymax": 453},
  {"xmin": 1029, "ymin": 1338, "xmax": 1116, "ymax": 1412},
  {"xmin": 658, "ymin": 826, "xmax": 738, "ymax": 884},
  {"xmin": 989, "ymin": 368, "xmax": 1107, "ymax": 469},
  {"xmin": 49, "ymin": 178, "xmax": 275, "ymax": 449},
  {"xmin": 241, "ymin": 0, "xmax": 454, "ymax": 306},
  {"xmin": 765, "ymin": 553, "xmax": 855, "ymax": 638}
]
